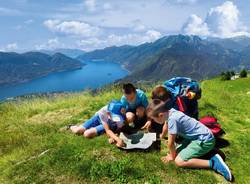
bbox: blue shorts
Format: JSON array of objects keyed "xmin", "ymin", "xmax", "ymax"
[{"xmin": 82, "ymin": 115, "xmax": 105, "ymax": 135}]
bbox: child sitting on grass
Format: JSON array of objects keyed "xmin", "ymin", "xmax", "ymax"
[
  {"xmin": 142, "ymin": 85, "xmax": 171, "ymax": 138},
  {"xmin": 146, "ymin": 99, "xmax": 233, "ymax": 182},
  {"xmin": 121, "ymin": 83, "xmax": 148, "ymax": 129},
  {"xmin": 70, "ymin": 100, "xmax": 126, "ymax": 147}
]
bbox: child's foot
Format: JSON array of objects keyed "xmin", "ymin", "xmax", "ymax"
[
  {"xmin": 210, "ymin": 154, "xmax": 233, "ymax": 182},
  {"xmin": 70, "ymin": 125, "xmax": 84, "ymax": 134}
]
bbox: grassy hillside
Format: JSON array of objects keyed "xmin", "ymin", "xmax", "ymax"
[{"xmin": 0, "ymin": 77, "xmax": 250, "ymax": 184}]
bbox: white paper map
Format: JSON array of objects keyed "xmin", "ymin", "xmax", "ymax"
[{"xmin": 119, "ymin": 131, "xmax": 157, "ymax": 150}]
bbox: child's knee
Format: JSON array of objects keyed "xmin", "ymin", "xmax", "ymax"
[
  {"xmin": 126, "ymin": 112, "xmax": 135, "ymax": 122},
  {"xmin": 84, "ymin": 128, "xmax": 97, "ymax": 138},
  {"xmin": 175, "ymin": 156, "xmax": 186, "ymax": 167},
  {"xmin": 136, "ymin": 107, "xmax": 146, "ymax": 118}
]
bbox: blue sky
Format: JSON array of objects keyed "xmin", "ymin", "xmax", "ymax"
[{"xmin": 0, "ymin": 0, "xmax": 250, "ymax": 52}]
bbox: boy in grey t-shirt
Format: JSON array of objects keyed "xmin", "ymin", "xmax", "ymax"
[{"xmin": 147, "ymin": 99, "xmax": 233, "ymax": 182}]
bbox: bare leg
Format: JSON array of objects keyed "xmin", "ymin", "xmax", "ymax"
[
  {"xmin": 126, "ymin": 112, "xmax": 135, "ymax": 123},
  {"xmin": 136, "ymin": 106, "xmax": 146, "ymax": 119},
  {"xmin": 70, "ymin": 126, "xmax": 85, "ymax": 135},
  {"xmin": 175, "ymin": 155, "xmax": 210, "ymax": 168},
  {"xmin": 160, "ymin": 123, "xmax": 168, "ymax": 139},
  {"xmin": 84, "ymin": 128, "xmax": 98, "ymax": 138}
]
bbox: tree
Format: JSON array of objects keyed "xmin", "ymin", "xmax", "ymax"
[
  {"xmin": 240, "ymin": 69, "xmax": 247, "ymax": 78},
  {"xmin": 226, "ymin": 71, "xmax": 232, "ymax": 80},
  {"xmin": 220, "ymin": 72, "xmax": 226, "ymax": 76},
  {"xmin": 221, "ymin": 71, "xmax": 231, "ymax": 81}
]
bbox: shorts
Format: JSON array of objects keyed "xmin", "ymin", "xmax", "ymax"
[
  {"xmin": 177, "ymin": 138, "xmax": 215, "ymax": 161},
  {"xmin": 82, "ymin": 115, "xmax": 105, "ymax": 135}
]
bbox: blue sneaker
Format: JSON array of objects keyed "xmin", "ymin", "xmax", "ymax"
[{"xmin": 210, "ymin": 154, "xmax": 233, "ymax": 181}]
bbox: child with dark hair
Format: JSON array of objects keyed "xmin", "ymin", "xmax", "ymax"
[
  {"xmin": 121, "ymin": 83, "xmax": 148, "ymax": 129},
  {"xmin": 142, "ymin": 85, "xmax": 172, "ymax": 138},
  {"xmin": 146, "ymin": 99, "xmax": 233, "ymax": 182},
  {"xmin": 151, "ymin": 85, "xmax": 172, "ymax": 102}
]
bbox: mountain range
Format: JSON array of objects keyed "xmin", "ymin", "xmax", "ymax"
[
  {"xmin": 78, "ymin": 35, "xmax": 250, "ymax": 82},
  {"xmin": 0, "ymin": 52, "xmax": 83, "ymax": 86},
  {"xmin": 1, "ymin": 34, "xmax": 250, "ymax": 86},
  {"xmin": 38, "ymin": 48, "xmax": 86, "ymax": 58}
]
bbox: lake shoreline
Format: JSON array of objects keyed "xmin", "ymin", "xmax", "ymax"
[
  {"xmin": 0, "ymin": 65, "xmax": 84, "ymax": 88},
  {"xmin": 0, "ymin": 61, "xmax": 128, "ymax": 101}
]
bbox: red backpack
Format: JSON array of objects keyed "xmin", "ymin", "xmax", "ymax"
[{"xmin": 199, "ymin": 116, "xmax": 225, "ymax": 137}]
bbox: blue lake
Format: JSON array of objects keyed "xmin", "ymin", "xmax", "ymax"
[{"xmin": 0, "ymin": 61, "xmax": 128, "ymax": 101}]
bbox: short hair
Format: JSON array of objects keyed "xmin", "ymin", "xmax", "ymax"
[
  {"xmin": 123, "ymin": 83, "xmax": 136, "ymax": 94},
  {"xmin": 147, "ymin": 99, "xmax": 172, "ymax": 118},
  {"xmin": 151, "ymin": 85, "xmax": 172, "ymax": 101}
]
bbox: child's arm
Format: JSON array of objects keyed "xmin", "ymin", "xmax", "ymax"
[
  {"xmin": 167, "ymin": 134, "xmax": 177, "ymax": 160},
  {"xmin": 102, "ymin": 121, "xmax": 125, "ymax": 147},
  {"xmin": 160, "ymin": 121, "xmax": 168, "ymax": 139},
  {"xmin": 141, "ymin": 93, "xmax": 149, "ymax": 108},
  {"xmin": 120, "ymin": 96, "xmax": 129, "ymax": 111},
  {"xmin": 161, "ymin": 133, "xmax": 176, "ymax": 163},
  {"xmin": 141, "ymin": 120, "xmax": 152, "ymax": 130}
]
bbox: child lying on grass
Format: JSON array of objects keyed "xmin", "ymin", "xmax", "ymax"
[
  {"xmin": 70, "ymin": 100, "xmax": 126, "ymax": 147},
  {"xmin": 146, "ymin": 99, "xmax": 233, "ymax": 182}
]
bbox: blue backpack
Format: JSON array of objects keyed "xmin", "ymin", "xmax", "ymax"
[
  {"xmin": 163, "ymin": 77, "xmax": 201, "ymax": 119},
  {"xmin": 164, "ymin": 77, "xmax": 201, "ymax": 98}
]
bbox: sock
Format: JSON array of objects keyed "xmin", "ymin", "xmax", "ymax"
[{"xmin": 209, "ymin": 159, "xmax": 214, "ymax": 169}]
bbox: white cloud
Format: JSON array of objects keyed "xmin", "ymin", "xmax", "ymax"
[
  {"xmin": 77, "ymin": 30, "xmax": 162, "ymax": 51},
  {"xmin": 145, "ymin": 30, "xmax": 162, "ymax": 41},
  {"xmin": 182, "ymin": 1, "xmax": 250, "ymax": 38},
  {"xmin": 0, "ymin": 43, "xmax": 18, "ymax": 52},
  {"xmin": 182, "ymin": 14, "xmax": 209, "ymax": 36},
  {"xmin": 6, "ymin": 43, "xmax": 18, "ymax": 50},
  {"xmin": 77, "ymin": 37, "xmax": 105, "ymax": 50},
  {"xmin": 132, "ymin": 19, "xmax": 147, "ymax": 32},
  {"xmin": 35, "ymin": 38, "xmax": 63, "ymax": 50},
  {"xmin": 44, "ymin": 20, "xmax": 101, "ymax": 37},
  {"xmin": 43, "ymin": 17, "xmax": 162, "ymax": 51}
]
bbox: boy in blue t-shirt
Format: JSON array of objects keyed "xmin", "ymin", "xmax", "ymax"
[
  {"xmin": 70, "ymin": 100, "xmax": 126, "ymax": 147},
  {"xmin": 146, "ymin": 99, "xmax": 233, "ymax": 182},
  {"xmin": 120, "ymin": 83, "xmax": 148, "ymax": 129}
]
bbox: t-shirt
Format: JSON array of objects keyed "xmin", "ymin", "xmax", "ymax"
[
  {"xmin": 167, "ymin": 108, "xmax": 214, "ymax": 142},
  {"xmin": 120, "ymin": 89, "xmax": 148, "ymax": 111},
  {"xmin": 96, "ymin": 105, "xmax": 124, "ymax": 130}
]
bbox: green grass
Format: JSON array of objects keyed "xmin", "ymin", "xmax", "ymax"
[{"xmin": 0, "ymin": 77, "xmax": 250, "ymax": 184}]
